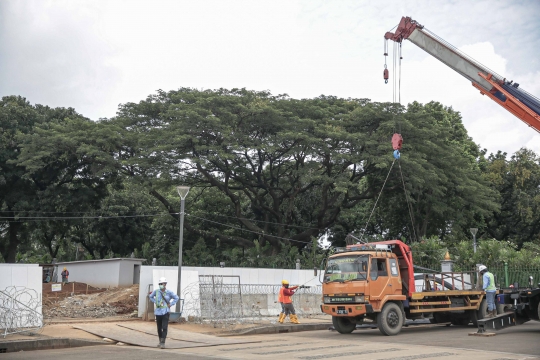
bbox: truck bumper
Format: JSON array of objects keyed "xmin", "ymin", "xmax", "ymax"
[{"xmin": 320, "ymin": 304, "xmax": 373, "ymax": 317}]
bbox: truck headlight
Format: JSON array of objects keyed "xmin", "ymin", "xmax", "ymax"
[
  {"xmin": 354, "ymin": 295, "xmax": 365, "ymax": 303},
  {"xmin": 323, "ymin": 296, "xmax": 330, "ymax": 303}
]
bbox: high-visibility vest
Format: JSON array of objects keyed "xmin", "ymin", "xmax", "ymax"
[
  {"xmin": 280, "ymin": 287, "xmax": 293, "ymax": 304},
  {"xmin": 277, "ymin": 288, "xmax": 284, "ymax": 303},
  {"xmin": 485, "ymin": 272, "xmax": 496, "ymax": 291}
]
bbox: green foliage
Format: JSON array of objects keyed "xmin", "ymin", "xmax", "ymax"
[
  {"xmin": 1, "ymin": 90, "xmax": 539, "ymax": 268},
  {"xmin": 410, "ymin": 236, "xmax": 540, "ymax": 270}
]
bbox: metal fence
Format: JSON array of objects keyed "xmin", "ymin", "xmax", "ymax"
[
  {"xmin": 490, "ymin": 266, "xmax": 540, "ymax": 288},
  {"xmin": 413, "ymin": 262, "xmax": 540, "ymax": 288},
  {"xmin": 185, "ymin": 275, "xmax": 322, "ymax": 327}
]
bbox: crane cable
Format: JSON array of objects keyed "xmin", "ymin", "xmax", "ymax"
[
  {"xmin": 398, "ymin": 161, "xmax": 418, "ymax": 242},
  {"xmin": 358, "ymin": 159, "xmax": 397, "ymax": 243},
  {"xmin": 383, "ymin": 35, "xmax": 418, "ymax": 243}
]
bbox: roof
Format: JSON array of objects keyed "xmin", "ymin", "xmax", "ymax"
[{"xmin": 55, "ymin": 258, "xmax": 147, "ymax": 265}]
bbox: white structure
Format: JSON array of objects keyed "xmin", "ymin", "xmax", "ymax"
[
  {"xmin": 0, "ymin": 264, "xmax": 43, "ymax": 333},
  {"xmin": 138, "ymin": 266, "xmax": 321, "ymax": 318},
  {"xmin": 56, "ymin": 258, "xmax": 145, "ymax": 288}
]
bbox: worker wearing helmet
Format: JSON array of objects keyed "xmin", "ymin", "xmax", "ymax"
[
  {"xmin": 149, "ymin": 277, "xmax": 179, "ymax": 349},
  {"xmin": 479, "ymin": 265, "xmax": 497, "ymax": 318},
  {"xmin": 277, "ymin": 282, "xmax": 285, "ymax": 322},
  {"xmin": 278, "ymin": 280, "xmax": 300, "ymax": 324},
  {"xmin": 61, "ymin": 267, "xmax": 69, "ymax": 285}
]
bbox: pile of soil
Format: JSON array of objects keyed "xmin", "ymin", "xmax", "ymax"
[{"xmin": 43, "ymin": 284, "xmax": 139, "ymax": 319}]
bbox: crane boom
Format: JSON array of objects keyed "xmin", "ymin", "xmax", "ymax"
[{"xmin": 385, "ymin": 17, "xmax": 540, "ymax": 133}]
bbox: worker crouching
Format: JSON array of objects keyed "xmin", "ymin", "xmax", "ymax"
[{"xmin": 279, "ymin": 280, "xmax": 300, "ymax": 324}]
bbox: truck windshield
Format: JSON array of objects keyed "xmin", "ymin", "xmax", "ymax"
[{"xmin": 324, "ymin": 255, "xmax": 369, "ymax": 283}]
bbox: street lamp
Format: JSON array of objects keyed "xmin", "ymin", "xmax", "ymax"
[
  {"xmin": 470, "ymin": 228, "xmax": 478, "ymax": 253},
  {"xmin": 176, "ymin": 185, "xmax": 190, "ymax": 312}
]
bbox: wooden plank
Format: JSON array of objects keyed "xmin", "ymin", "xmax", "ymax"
[
  {"xmin": 117, "ymin": 322, "xmax": 258, "ymax": 346},
  {"xmin": 73, "ymin": 323, "xmax": 211, "ymax": 349},
  {"xmin": 409, "ymin": 306, "xmax": 478, "ymax": 313}
]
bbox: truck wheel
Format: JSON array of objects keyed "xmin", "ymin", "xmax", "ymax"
[
  {"xmin": 332, "ymin": 316, "xmax": 356, "ymax": 334},
  {"xmin": 476, "ymin": 299, "xmax": 487, "ymax": 320},
  {"xmin": 377, "ymin": 302, "xmax": 403, "ymax": 336},
  {"xmin": 470, "ymin": 299, "xmax": 487, "ymax": 326}
]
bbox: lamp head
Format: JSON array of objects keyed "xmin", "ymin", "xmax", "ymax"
[{"xmin": 176, "ymin": 186, "xmax": 190, "ymax": 199}]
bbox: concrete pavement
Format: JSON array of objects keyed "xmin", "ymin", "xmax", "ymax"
[{"xmin": 3, "ymin": 321, "xmax": 540, "ymax": 359}]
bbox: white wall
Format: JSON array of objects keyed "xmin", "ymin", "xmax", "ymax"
[
  {"xmin": 0, "ymin": 264, "xmax": 42, "ymax": 330},
  {"xmin": 57, "ymin": 261, "xmax": 120, "ymax": 288},
  {"xmin": 137, "ymin": 266, "xmax": 322, "ymax": 317},
  {"xmin": 152, "ymin": 269, "xmax": 200, "ymax": 317},
  {"xmin": 56, "ymin": 259, "xmax": 144, "ymax": 288}
]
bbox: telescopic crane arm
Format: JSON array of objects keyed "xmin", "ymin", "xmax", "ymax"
[{"xmin": 385, "ymin": 16, "xmax": 540, "ymax": 133}]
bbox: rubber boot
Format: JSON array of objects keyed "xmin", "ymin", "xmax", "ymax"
[
  {"xmin": 290, "ymin": 314, "xmax": 300, "ymax": 324},
  {"xmin": 278, "ymin": 313, "xmax": 285, "ymax": 324},
  {"xmin": 485, "ymin": 309, "xmax": 494, "ymax": 318},
  {"xmin": 157, "ymin": 337, "xmax": 162, "ymax": 347}
]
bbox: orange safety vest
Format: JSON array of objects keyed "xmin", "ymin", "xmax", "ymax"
[
  {"xmin": 279, "ymin": 287, "xmax": 293, "ymax": 304},
  {"xmin": 278, "ymin": 288, "xmax": 284, "ymax": 303}
]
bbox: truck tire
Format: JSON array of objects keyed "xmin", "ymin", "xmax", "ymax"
[
  {"xmin": 332, "ymin": 316, "xmax": 356, "ymax": 334},
  {"xmin": 377, "ymin": 302, "xmax": 403, "ymax": 336},
  {"xmin": 470, "ymin": 299, "xmax": 487, "ymax": 326}
]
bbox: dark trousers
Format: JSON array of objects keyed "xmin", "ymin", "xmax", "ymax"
[
  {"xmin": 156, "ymin": 313, "xmax": 170, "ymax": 339},
  {"xmin": 283, "ymin": 303, "xmax": 295, "ymax": 315}
]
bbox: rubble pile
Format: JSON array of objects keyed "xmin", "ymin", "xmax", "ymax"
[
  {"xmin": 44, "ymin": 298, "xmax": 118, "ymax": 318},
  {"xmin": 43, "ymin": 284, "xmax": 139, "ymax": 319}
]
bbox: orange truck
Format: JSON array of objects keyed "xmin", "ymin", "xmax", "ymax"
[{"xmin": 320, "ymin": 240, "xmax": 487, "ymax": 335}]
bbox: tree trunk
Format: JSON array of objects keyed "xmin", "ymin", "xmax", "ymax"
[{"xmin": 3, "ymin": 222, "xmax": 22, "ymax": 263}]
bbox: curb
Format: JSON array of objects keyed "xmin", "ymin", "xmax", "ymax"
[
  {"xmin": 232, "ymin": 323, "xmax": 330, "ymax": 335},
  {"xmin": 0, "ymin": 338, "xmax": 109, "ymax": 353},
  {"xmin": 44, "ymin": 317, "xmax": 140, "ymax": 325}
]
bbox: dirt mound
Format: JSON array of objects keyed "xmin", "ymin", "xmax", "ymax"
[{"xmin": 43, "ymin": 284, "xmax": 139, "ymax": 319}]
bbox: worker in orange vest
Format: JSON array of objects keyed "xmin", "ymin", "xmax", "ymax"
[
  {"xmin": 278, "ymin": 280, "xmax": 300, "ymax": 324},
  {"xmin": 277, "ymin": 283, "xmax": 285, "ymax": 321}
]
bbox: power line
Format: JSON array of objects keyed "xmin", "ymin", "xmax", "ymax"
[
  {"xmin": 0, "ymin": 213, "xmax": 169, "ymax": 220},
  {"xmin": 186, "ymin": 213, "xmax": 313, "ymax": 245}
]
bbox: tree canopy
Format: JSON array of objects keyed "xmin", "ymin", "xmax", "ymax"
[{"xmin": 1, "ymin": 89, "xmax": 539, "ymax": 267}]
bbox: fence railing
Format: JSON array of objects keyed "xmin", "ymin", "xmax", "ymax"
[{"xmin": 413, "ymin": 262, "xmax": 540, "ymax": 288}]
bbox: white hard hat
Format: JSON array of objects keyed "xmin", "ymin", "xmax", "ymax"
[
  {"xmin": 159, "ymin": 277, "xmax": 167, "ymax": 283},
  {"xmin": 478, "ymin": 265, "xmax": 487, "ymax": 272}
]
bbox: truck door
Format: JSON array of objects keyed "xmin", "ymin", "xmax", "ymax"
[{"xmin": 369, "ymin": 257, "xmax": 391, "ymax": 308}]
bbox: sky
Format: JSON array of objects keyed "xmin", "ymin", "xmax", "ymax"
[{"xmin": 1, "ymin": 0, "xmax": 539, "ymax": 156}]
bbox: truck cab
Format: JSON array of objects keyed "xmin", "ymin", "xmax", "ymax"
[{"xmin": 321, "ymin": 243, "xmax": 407, "ymax": 335}]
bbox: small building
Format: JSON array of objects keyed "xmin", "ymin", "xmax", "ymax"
[{"xmin": 55, "ymin": 258, "xmax": 146, "ymax": 288}]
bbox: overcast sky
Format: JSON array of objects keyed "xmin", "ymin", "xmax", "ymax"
[{"xmin": 1, "ymin": 0, "xmax": 539, "ymax": 156}]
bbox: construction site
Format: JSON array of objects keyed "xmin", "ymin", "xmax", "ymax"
[{"xmin": 1, "ymin": 2, "xmax": 540, "ymax": 360}]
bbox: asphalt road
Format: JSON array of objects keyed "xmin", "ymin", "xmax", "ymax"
[{"xmin": 5, "ymin": 321, "xmax": 540, "ymax": 360}]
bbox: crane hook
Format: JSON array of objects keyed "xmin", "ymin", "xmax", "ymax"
[{"xmin": 383, "ymin": 64, "xmax": 389, "ymax": 84}]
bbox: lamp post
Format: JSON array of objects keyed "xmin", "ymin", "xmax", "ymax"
[
  {"xmin": 176, "ymin": 185, "xmax": 190, "ymax": 312},
  {"xmin": 470, "ymin": 228, "xmax": 478, "ymax": 254}
]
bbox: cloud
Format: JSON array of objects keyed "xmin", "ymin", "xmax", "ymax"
[{"xmin": 0, "ymin": 0, "xmax": 538, "ymax": 156}]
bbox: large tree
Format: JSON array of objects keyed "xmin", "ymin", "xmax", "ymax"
[
  {"xmin": 109, "ymin": 88, "xmax": 406, "ymax": 253},
  {"xmin": 1, "ymin": 97, "xmax": 118, "ymax": 262},
  {"xmin": 484, "ymin": 148, "xmax": 540, "ymax": 246}
]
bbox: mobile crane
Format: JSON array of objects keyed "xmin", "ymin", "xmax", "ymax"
[{"xmin": 383, "ymin": 16, "xmax": 540, "ymax": 133}]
